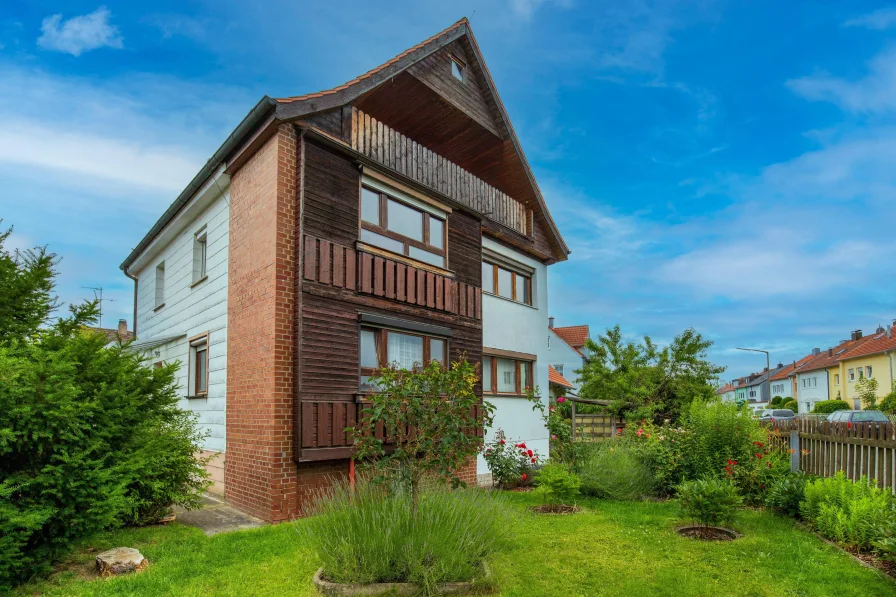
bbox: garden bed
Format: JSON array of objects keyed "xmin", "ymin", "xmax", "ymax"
[
  {"xmin": 529, "ymin": 504, "xmax": 580, "ymax": 515},
  {"xmin": 312, "ymin": 566, "xmax": 489, "ymax": 596},
  {"xmin": 675, "ymin": 525, "xmax": 739, "ymax": 541}
]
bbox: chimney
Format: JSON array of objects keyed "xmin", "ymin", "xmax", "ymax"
[
  {"xmin": 776, "ymin": 362, "xmax": 783, "ymax": 368},
  {"xmin": 812, "ymin": 347, "xmax": 820, "ymax": 356},
  {"xmin": 850, "ymin": 329, "xmax": 863, "ymax": 341},
  {"xmin": 118, "ymin": 319, "xmax": 128, "ymax": 337},
  {"xmin": 548, "ymin": 316, "xmax": 555, "ymax": 329},
  {"xmin": 877, "ymin": 325, "xmax": 885, "ymax": 334},
  {"xmin": 828, "ymin": 348, "xmax": 833, "ymax": 357}
]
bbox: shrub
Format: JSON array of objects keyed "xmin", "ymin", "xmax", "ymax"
[
  {"xmin": 0, "ymin": 238, "xmax": 210, "ymax": 591},
  {"xmin": 765, "ymin": 472, "xmax": 809, "ymax": 518},
  {"xmin": 535, "ymin": 463, "xmax": 581, "ymax": 506},
  {"xmin": 482, "ymin": 429, "xmax": 540, "ymax": 488},
  {"xmin": 679, "ymin": 400, "xmax": 762, "ymax": 482},
  {"xmin": 878, "ymin": 384, "xmax": 896, "ymax": 415},
  {"xmin": 300, "ymin": 480, "xmax": 512, "ymax": 594},
  {"xmin": 782, "ymin": 399, "xmax": 797, "ymax": 413},
  {"xmin": 578, "ymin": 442, "xmax": 655, "ymax": 500},
  {"xmin": 724, "ymin": 439, "xmax": 791, "ymax": 506},
  {"xmin": 622, "ymin": 420, "xmax": 688, "ymax": 494},
  {"xmin": 855, "ymin": 377, "xmax": 879, "ymax": 409},
  {"xmin": 770, "ymin": 396, "xmax": 783, "ymax": 408},
  {"xmin": 801, "ymin": 473, "xmax": 896, "ymax": 551},
  {"xmin": 677, "ymin": 477, "xmax": 742, "ymax": 527},
  {"xmin": 350, "ymin": 358, "xmax": 494, "ymax": 515},
  {"xmin": 812, "ymin": 400, "xmax": 850, "ymax": 414}
]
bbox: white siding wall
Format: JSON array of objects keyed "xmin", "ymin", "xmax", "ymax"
[
  {"xmin": 548, "ymin": 329, "xmax": 585, "ymax": 393},
  {"xmin": 478, "ymin": 237, "xmax": 551, "ymax": 477},
  {"xmin": 132, "ymin": 188, "xmax": 229, "ymax": 453}
]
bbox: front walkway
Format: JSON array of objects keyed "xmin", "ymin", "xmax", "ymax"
[{"xmin": 172, "ymin": 494, "xmax": 266, "ymax": 536}]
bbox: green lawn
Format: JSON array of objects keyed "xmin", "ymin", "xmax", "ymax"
[{"xmin": 14, "ymin": 492, "xmax": 895, "ymax": 597}]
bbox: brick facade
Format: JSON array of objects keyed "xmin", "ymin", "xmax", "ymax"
[{"xmin": 226, "ymin": 124, "xmax": 300, "ymax": 522}]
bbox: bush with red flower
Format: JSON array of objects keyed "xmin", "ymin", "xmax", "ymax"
[{"xmin": 483, "ymin": 429, "xmax": 541, "ymax": 488}]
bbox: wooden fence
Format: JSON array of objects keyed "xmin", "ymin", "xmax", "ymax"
[
  {"xmin": 763, "ymin": 418, "xmax": 896, "ymax": 492},
  {"xmin": 350, "ymin": 108, "xmax": 532, "ymax": 237},
  {"xmin": 571, "ymin": 413, "xmax": 622, "ymax": 441}
]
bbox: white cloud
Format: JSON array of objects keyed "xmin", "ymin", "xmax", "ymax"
[
  {"xmin": 787, "ymin": 46, "xmax": 896, "ymax": 113},
  {"xmin": 37, "ymin": 6, "xmax": 123, "ymax": 56},
  {"xmin": 844, "ymin": 8, "xmax": 896, "ymax": 30}
]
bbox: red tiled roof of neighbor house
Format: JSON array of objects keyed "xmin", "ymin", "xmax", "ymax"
[
  {"xmin": 275, "ymin": 19, "xmax": 468, "ymax": 104},
  {"xmin": 548, "ymin": 365, "xmax": 574, "ymax": 389},
  {"xmin": 86, "ymin": 325, "xmax": 134, "ymax": 343},
  {"xmin": 799, "ymin": 337, "xmax": 871, "ymax": 373},
  {"xmin": 716, "ymin": 383, "xmax": 735, "ymax": 394},
  {"xmin": 837, "ymin": 325, "xmax": 896, "ymax": 361},
  {"xmin": 553, "ymin": 325, "xmax": 589, "ymax": 348},
  {"xmin": 769, "ymin": 353, "xmax": 818, "ymax": 381}
]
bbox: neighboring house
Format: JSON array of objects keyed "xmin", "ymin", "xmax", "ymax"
[
  {"xmin": 548, "ymin": 365, "xmax": 574, "ymax": 399},
  {"xmin": 119, "ymin": 19, "xmax": 569, "ymax": 522},
  {"xmin": 716, "ymin": 383, "xmax": 736, "ymax": 402},
  {"xmin": 547, "ymin": 318, "xmax": 589, "ymax": 395},
  {"xmin": 744, "ymin": 366, "xmax": 786, "ymax": 412},
  {"xmin": 87, "ymin": 319, "xmax": 134, "ymax": 343},
  {"xmin": 835, "ymin": 325, "xmax": 896, "ymax": 409},
  {"xmin": 733, "ymin": 377, "xmax": 749, "ymax": 403},
  {"xmin": 768, "ymin": 353, "xmax": 817, "ymax": 402}
]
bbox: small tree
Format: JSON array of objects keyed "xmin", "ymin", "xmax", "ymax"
[
  {"xmin": 879, "ymin": 383, "xmax": 896, "ymax": 415},
  {"xmin": 770, "ymin": 396, "xmax": 783, "ymax": 408},
  {"xmin": 782, "ymin": 399, "xmax": 798, "ymax": 413},
  {"xmin": 349, "ymin": 358, "xmax": 494, "ymax": 516},
  {"xmin": 855, "ymin": 376, "xmax": 879, "ymax": 409}
]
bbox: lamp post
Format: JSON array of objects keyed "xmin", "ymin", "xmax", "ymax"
[{"xmin": 737, "ymin": 347, "xmax": 770, "ymax": 406}]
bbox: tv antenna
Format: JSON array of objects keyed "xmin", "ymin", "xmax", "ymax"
[{"xmin": 82, "ymin": 286, "xmax": 115, "ymax": 328}]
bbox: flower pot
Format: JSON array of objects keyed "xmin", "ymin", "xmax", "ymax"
[{"xmin": 312, "ymin": 564, "xmax": 490, "ymax": 596}]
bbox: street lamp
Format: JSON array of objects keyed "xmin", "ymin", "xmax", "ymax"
[{"xmin": 737, "ymin": 347, "xmax": 770, "ymax": 406}]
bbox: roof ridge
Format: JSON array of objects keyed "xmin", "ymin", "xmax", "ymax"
[{"xmin": 276, "ymin": 18, "xmax": 468, "ymax": 104}]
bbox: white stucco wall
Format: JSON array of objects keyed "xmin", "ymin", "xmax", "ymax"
[
  {"xmin": 130, "ymin": 175, "xmax": 229, "ymax": 453},
  {"xmin": 548, "ymin": 329, "xmax": 586, "ymax": 394},
  {"xmin": 478, "ymin": 237, "xmax": 550, "ymax": 476},
  {"xmin": 769, "ymin": 379, "xmax": 793, "ymax": 401},
  {"xmin": 796, "ymin": 370, "xmax": 828, "ymax": 412}
]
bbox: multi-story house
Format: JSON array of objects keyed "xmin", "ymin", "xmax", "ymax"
[
  {"xmin": 744, "ymin": 366, "xmax": 785, "ymax": 412},
  {"xmin": 119, "ymin": 19, "xmax": 569, "ymax": 522},
  {"xmin": 547, "ymin": 319, "xmax": 590, "ymax": 395},
  {"xmin": 716, "ymin": 383, "xmax": 736, "ymax": 402},
  {"xmin": 834, "ymin": 325, "xmax": 896, "ymax": 409}
]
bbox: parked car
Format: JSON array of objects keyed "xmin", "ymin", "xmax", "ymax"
[
  {"xmin": 825, "ymin": 410, "xmax": 890, "ymax": 427},
  {"xmin": 758, "ymin": 409, "xmax": 796, "ymax": 422}
]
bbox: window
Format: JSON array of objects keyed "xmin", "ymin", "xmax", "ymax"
[
  {"xmin": 451, "ymin": 57, "xmax": 465, "ymax": 81},
  {"xmin": 359, "ymin": 326, "xmax": 448, "ymax": 392},
  {"xmin": 189, "ymin": 335, "xmax": 208, "ymax": 397},
  {"xmin": 835, "ymin": 374, "xmax": 840, "ymax": 385},
  {"xmin": 482, "ymin": 355, "xmax": 533, "ymax": 395},
  {"xmin": 848, "ymin": 368, "xmax": 855, "ymax": 382},
  {"xmin": 482, "ymin": 261, "xmax": 533, "ymax": 305},
  {"xmin": 360, "ymin": 186, "xmax": 447, "ymax": 268},
  {"xmin": 858, "ymin": 368, "xmax": 865, "ymax": 380},
  {"xmin": 154, "ymin": 262, "xmax": 165, "ymax": 309},
  {"xmin": 555, "ymin": 364, "xmax": 564, "ymax": 376},
  {"xmin": 193, "ymin": 228, "xmax": 207, "ymax": 284},
  {"xmin": 866, "ymin": 366, "xmax": 873, "ymax": 379}
]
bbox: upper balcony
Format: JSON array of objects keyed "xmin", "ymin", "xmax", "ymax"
[{"xmin": 348, "ymin": 108, "xmax": 532, "ymax": 238}]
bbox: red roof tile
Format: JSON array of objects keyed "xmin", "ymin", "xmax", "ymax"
[
  {"xmin": 716, "ymin": 383, "xmax": 735, "ymax": 394},
  {"xmin": 769, "ymin": 353, "xmax": 818, "ymax": 381},
  {"xmin": 548, "ymin": 365, "xmax": 574, "ymax": 389},
  {"xmin": 276, "ymin": 19, "xmax": 468, "ymax": 104},
  {"xmin": 838, "ymin": 326, "xmax": 896, "ymax": 361},
  {"xmin": 553, "ymin": 325, "xmax": 589, "ymax": 348}
]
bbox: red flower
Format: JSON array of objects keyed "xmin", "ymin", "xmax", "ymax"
[
  {"xmin": 636, "ymin": 429, "xmax": 644, "ymax": 437},
  {"xmin": 726, "ymin": 459, "xmax": 734, "ymax": 465},
  {"xmin": 755, "ymin": 453, "xmax": 763, "ymax": 459},
  {"xmin": 557, "ymin": 397, "xmax": 566, "ymax": 403},
  {"xmin": 753, "ymin": 441, "xmax": 764, "ymax": 447},
  {"xmin": 516, "ymin": 443, "xmax": 527, "ymax": 449},
  {"xmin": 760, "ymin": 483, "xmax": 765, "ymax": 489},
  {"xmin": 521, "ymin": 474, "xmax": 527, "ymax": 481},
  {"xmin": 531, "ymin": 458, "xmax": 537, "ymax": 463},
  {"xmin": 500, "ymin": 439, "xmax": 506, "ymax": 445},
  {"xmin": 527, "ymin": 449, "xmax": 534, "ymax": 457}
]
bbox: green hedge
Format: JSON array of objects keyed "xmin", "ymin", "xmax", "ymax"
[
  {"xmin": 811, "ymin": 400, "xmax": 850, "ymax": 414},
  {"xmin": 782, "ymin": 399, "xmax": 798, "ymax": 413}
]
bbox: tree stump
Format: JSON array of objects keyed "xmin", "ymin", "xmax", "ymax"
[{"xmin": 96, "ymin": 547, "xmax": 148, "ymax": 577}]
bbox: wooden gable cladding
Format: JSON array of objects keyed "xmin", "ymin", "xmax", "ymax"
[
  {"xmin": 302, "ymin": 234, "xmax": 481, "ymax": 320},
  {"xmin": 406, "ymin": 39, "xmax": 502, "ymax": 138}
]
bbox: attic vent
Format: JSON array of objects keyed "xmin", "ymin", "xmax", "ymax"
[{"xmin": 450, "ymin": 57, "xmax": 465, "ymax": 82}]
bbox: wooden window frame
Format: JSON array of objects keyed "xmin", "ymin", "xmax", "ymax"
[
  {"xmin": 482, "ymin": 261, "xmax": 533, "ymax": 306},
  {"xmin": 359, "ymin": 326, "xmax": 449, "ymax": 392},
  {"xmin": 188, "ymin": 332, "xmax": 209, "ymax": 399},
  {"xmin": 360, "ymin": 186, "xmax": 447, "ymax": 265},
  {"xmin": 450, "ymin": 56, "xmax": 466, "ymax": 82},
  {"xmin": 482, "ymin": 355, "xmax": 534, "ymax": 396}
]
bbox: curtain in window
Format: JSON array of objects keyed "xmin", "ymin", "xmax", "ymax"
[
  {"xmin": 497, "ymin": 358, "xmax": 516, "ymax": 393},
  {"xmin": 388, "ymin": 332, "xmax": 423, "ymax": 370}
]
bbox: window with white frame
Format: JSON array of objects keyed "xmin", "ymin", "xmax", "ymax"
[
  {"xmin": 193, "ymin": 227, "xmax": 207, "ymax": 284},
  {"xmin": 866, "ymin": 366, "xmax": 873, "ymax": 379},
  {"xmin": 482, "ymin": 355, "xmax": 533, "ymax": 396},
  {"xmin": 835, "ymin": 373, "xmax": 840, "ymax": 385},
  {"xmin": 848, "ymin": 368, "xmax": 855, "ymax": 382},
  {"xmin": 359, "ymin": 326, "xmax": 447, "ymax": 392},
  {"xmin": 154, "ymin": 262, "xmax": 165, "ymax": 309},
  {"xmin": 188, "ymin": 334, "xmax": 209, "ymax": 397}
]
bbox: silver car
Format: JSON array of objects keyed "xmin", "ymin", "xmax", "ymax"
[{"xmin": 758, "ymin": 409, "xmax": 796, "ymax": 422}]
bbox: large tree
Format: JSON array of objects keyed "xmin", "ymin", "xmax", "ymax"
[{"xmin": 576, "ymin": 325, "xmax": 725, "ymax": 422}]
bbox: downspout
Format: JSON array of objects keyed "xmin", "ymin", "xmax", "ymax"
[{"xmin": 123, "ymin": 267, "xmax": 138, "ymax": 338}]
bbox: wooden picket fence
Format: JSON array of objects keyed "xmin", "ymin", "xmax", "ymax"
[{"xmin": 763, "ymin": 418, "xmax": 896, "ymax": 492}]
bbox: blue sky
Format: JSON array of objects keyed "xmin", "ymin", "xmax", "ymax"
[{"xmin": 2, "ymin": 1, "xmax": 896, "ymax": 379}]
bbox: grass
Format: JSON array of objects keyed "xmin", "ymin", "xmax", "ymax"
[{"xmin": 13, "ymin": 492, "xmax": 895, "ymax": 597}]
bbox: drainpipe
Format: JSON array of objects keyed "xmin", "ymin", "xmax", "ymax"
[{"xmin": 123, "ymin": 267, "xmax": 138, "ymax": 338}]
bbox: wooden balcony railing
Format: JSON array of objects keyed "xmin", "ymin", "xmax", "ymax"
[{"xmin": 349, "ymin": 108, "xmax": 531, "ymax": 237}]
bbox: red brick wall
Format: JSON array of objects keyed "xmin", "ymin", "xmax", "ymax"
[{"xmin": 226, "ymin": 124, "xmax": 300, "ymax": 523}]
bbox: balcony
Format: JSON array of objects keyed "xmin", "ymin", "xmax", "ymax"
[{"xmin": 349, "ymin": 108, "xmax": 532, "ymax": 237}]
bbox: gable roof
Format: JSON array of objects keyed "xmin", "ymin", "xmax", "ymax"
[
  {"xmin": 122, "ymin": 18, "xmax": 568, "ymax": 272},
  {"xmin": 548, "ymin": 365, "xmax": 574, "ymax": 389},
  {"xmin": 553, "ymin": 325, "xmax": 589, "ymax": 348},
  {"xmin": 798, "ymin": 340, "xmax": 859, "ymax": 373},
  {"xmin": 716, "ymin": 383, "xmax": 735, "ymax": 394},
  {"xmin": 837, "ymin": 325, "xmax": 896, "ymax": 361},
  {"xmin": 769, "ymin": 353, "xmax": 818, "ymax": 381}
]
